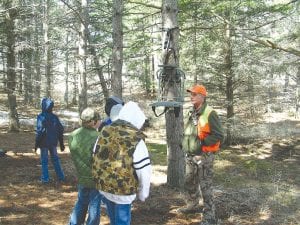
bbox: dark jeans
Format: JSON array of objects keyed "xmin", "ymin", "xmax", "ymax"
[{"xmin": 40, "ymin": 147, "xmax": 64, "ymax": 183}]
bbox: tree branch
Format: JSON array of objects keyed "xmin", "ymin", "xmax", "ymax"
[
  {"xmin": 59, "ymin": 0, "xmax": 84, "ymax": 24},
  {"xmin": 127, "ymin": 0, "xmax": 161, "ymax": 10},
  {"xmin": 236, "ymin": 33, "xmax": 300, "ymax": 57},
  {"xmin": 212, "ymin": 11, "xmax": 300, "ymax": 58}
]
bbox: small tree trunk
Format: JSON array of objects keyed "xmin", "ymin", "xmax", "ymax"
[
  {"xmin": 24, "ymin": 54, "xmax": 33, "ymax": 103},
  {"xmin": 77, "ymin": 0, "xmax": 89, "ymax": 114},
  {"xmin": 64, "ymin": 38, "xmax": 69, "ymax": 107},
  {"xmin": 33, "ymin": 1, "xmax": 42, "ymax": 106},
  {"xmin": 296, "ymin": 66, "xmax": 300, "ymax": 118},
  {"xmin": 90, "ymin": 46, "xmax": 109, "ymax": 99},
  {"xmin": 224, "ymin": 21, "xmax": 234, "ymax": 145},
  {"xmin": 111, "ymin": 0, "xmax": 123, "ymax": 98},
  {"xmin": 4, "ymin": 3, "xmax": 20, "ymax": 132},
  {"xmin": 43, "ymin": 0, "xmax": 52, "ymax": 97},
  {"xmin": 72, "ymin": 62, "xmax": 78, "ymax": 105}
]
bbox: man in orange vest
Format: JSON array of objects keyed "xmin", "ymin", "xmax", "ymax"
[{"xmin": 179, "ymin": 84, "xmax": 224, "ymax": 225}]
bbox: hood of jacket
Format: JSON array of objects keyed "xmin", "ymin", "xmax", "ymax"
[
  {"xmin": 41, "ymin": 97, "xmax": 54, "ymax": 113},
  {"xmin": 116, "ymin": 101, "xmax": 146, "ymax": 130},
  {"xmin": 105, "ymin": 96, "xmax": 124, "ymax": 116}
]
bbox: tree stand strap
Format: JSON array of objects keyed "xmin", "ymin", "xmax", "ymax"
[
  {"xmin": 151, "ymin": 106, "xmax": 181, "ymax": 118},
  {"xmin": 152, "ymin": 106, "xmax": 169, "ymax": 117}
]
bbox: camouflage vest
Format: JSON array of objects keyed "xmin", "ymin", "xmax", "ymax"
[{"xmin": 92, "ymin": 121, "xmax": 144, "ymax": 195}]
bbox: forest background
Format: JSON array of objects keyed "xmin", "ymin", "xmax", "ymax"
[{"xmin": 0, "ymin": 0, "xmax": 299, "ymax": 224}]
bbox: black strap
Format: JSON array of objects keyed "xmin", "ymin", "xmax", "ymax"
[
  {"xmin": 151, "ymin": 106, "xmax": 181, "ymax": 118},
  {"xmin": 174, "ymin": 106, "xmax": 180, "ymax": 117},
  {"xmin": 152, "ymin": 106, "xmax": 169, "ymax": 117}
]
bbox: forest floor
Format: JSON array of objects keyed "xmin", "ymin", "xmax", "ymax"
[{"xmin": 0, "ymin": 96, "xmax": 300, "ymax": 225}]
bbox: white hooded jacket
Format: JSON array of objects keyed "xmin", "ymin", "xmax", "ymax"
[{"xmin": 94, "ymin": 101, "xmax": 151, "ymax": 204}]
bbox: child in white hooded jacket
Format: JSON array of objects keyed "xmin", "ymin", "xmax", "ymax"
[{"xmin": 92, "ymin": 101, "xmax": 151, "ymax": 225}]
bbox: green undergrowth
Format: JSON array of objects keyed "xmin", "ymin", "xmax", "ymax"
[
  {"xmin": 214, "ymin": 152, "xmax": 275, "ymax": 188},
  {"xmin": 147, "ymin": 143, "xmax": 167, "ymax": 166}
]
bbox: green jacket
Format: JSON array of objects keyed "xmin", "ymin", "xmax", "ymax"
[{"xmin": 68, "ymin": 127, "xmax": 99, "ymax": 188}]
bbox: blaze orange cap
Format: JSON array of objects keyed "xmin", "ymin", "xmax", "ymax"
[{"xmin": 187, "ymin": 84, "xmax": 207, "ymax": 96}]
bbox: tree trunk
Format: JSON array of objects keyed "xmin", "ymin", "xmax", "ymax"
[
  {"xmin": 72, "ymin": 61, "xmax": 78, "ymax": 105},
  {"xmin": 33, "ymin": 1, "xmax": 42, "ymax": 106},
  {"xmin": 82, "ymin": 0, "xmax": 109, "ymax": 99},
  {"xmin": 64, "ymin": 34, "xmax": 70, "ymax": 107},
  {"xmin": 17, "ymin": 60, "xmax": 23, "ymax": 94},
  {"xmin": 143, "ymin": 55, "xmax": 151, "ymax": 94},
  {"xmin": 192, "ymin": 10, "xmax": 198, "ymax": 84},
  {"xmin": 4, "ymin": 2, "xmax": 20, "ymax": 132},
  {"xmin": 224, "ymin": 21, "xmax": 234, "ymax": 145},
  {"xmin": 24, "ymin": 53, "xmax": 33, "ymax": 103},
  {"xmin": 77, "ymin": 0, "xmax": 89, "ymax": 114},
  {"xmin": 90, "ymin": 46, "xmax": 109, "ymax": 99},
  {"xmin": 43, "ymin": 0, "xmax": 52, "ymax": 97},
  {"xmin": 151, "ymin": 53, "xmax": 155, "ymax": 94},
  {"xmin": 162, "ymin": 0, "xmax": 185, "ymax": 189},
  {"xmin": 296, "ymin": 66, "xmax": 300, "ymax": 118},
  {"xmin": 111, "ymin": 0, "xmax": 123, "ymax": 98},
  {"xmin": 142, "ymin": 23, "xmax": 151, "ymax": 94},
  {"xmin": 247, "ymin": 75, "xmax": 255, "ymax": 118}
]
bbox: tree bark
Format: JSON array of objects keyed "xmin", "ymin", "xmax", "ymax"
[
  {"xmin": 77, "ymin": 0, "xmax": 89, "ymax": 114},
  {"xmin": 4, "ymin": 2, "xmax": 20, "ymax": 132},
  {"xmin": 111, "ymin": 0, "xmax": 123, "ymax": 98},
  {"xmin": 296, "ymin": 66, "xmax": 300, "ymax": 118},
  {"xmin": 64, "ymin": 34, "xmax": 70, "ymax": 107},
  {"xmin": 162, "ymin": 0, "xmax": 185, "ymax": 189},
  {"xmin": 33, "ymin": 1, "xmax": 42, "ymax": 106},
  {"xmin": 90, "ymin": 46, "xmax": 109, "ymax": 99},
  {"xmin": 72, "ymin": 62, "xmax": 78, "ymax": 105},
  {"xmin": 43, "ymin": 0, "xmax": 52, "ymax": 97},
  {"xmin": 224, "ymin": 22, "xmax": 234, "ymax": 145},
  {"xmin": 24, "ymin": 52, "xmax": 33, "ymax": 104}
]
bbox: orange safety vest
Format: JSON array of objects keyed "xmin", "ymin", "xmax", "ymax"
[{"xmin": 197, "ymin": 106, "xmax": 220, "ymax": 153}]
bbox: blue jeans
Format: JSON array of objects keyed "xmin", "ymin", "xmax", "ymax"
[
  {"xmin": 40, "ymin": 147, "xmax": 65, "ymax": 183},
  {"xmin": 104, "ymin": 198, "xmax": 131, "ymax": 225},
  {"xmin": 69, "ymin": 185, "xmax": 102, "ymax": 225}
]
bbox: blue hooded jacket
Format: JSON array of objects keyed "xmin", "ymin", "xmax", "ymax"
[{"xmin": 35, "ymin": 98, "xmax": 64, "ymax": 149}]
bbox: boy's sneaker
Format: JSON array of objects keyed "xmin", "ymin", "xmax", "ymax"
[{"xmin": 39, "ymin": 179, "xmax": 49, "ymax": 184}]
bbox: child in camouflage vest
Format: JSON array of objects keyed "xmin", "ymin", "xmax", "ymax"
[{"xmin": 92, "ymin": 101, "xmax": 152, "ymax": 225}]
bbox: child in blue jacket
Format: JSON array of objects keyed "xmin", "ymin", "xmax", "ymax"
[{"xmin": 35, "ymin": 97, "xmax": 65, "ymax": 183}]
